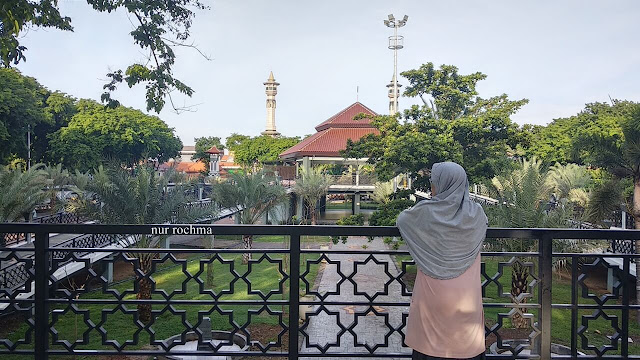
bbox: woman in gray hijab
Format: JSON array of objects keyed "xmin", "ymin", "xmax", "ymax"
[{"xmin": 397, "ymin": 162, "xmax": 487, "ymax": 360}]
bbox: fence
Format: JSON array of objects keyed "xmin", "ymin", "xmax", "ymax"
[
  {"xmin": 0, "ymin": 224, "xmax": 639, "ymax": 359},
  {"xmin": 1, "ymin": 212, "xmax": 87, "ymax": 247}
]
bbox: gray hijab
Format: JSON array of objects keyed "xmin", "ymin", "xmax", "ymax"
[{"xmin": 396, "ymin": 162, "xmax": 487, "ymax": 280}]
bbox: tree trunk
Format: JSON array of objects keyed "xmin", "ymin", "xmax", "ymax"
[
  {"xmin": 310, "ymin": 205, "xmax": 317, "ymax": 225},
  {"xmin": 207, "ymin": 261, "xmax": 214, "ymax": 287},
  {"xmin": 242, "ymin": 235, "xmax": 253, "ymax": 264},
  {"xmin": 511, "ymin": 261, "xmax": 530, "ymax": 329},
  {"xmin": 633, "ymin": 178, "xmax": 640, "ymax": 324},
  {"xmin": 137, "ymin": 257, "xmax": 153, "ymax": 323}
]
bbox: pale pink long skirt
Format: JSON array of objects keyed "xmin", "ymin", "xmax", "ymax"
[{"xmin": 405, "ymin": 255, "xmax": 485, "ymax": 358}]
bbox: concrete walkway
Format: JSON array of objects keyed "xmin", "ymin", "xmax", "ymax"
[{"xmin": 300, "ymin": 236, "xmax": 411, "ymax": 359}]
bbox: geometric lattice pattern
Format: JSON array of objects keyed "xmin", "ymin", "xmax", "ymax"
[{"xmin": 0, "ymin": 227, "xmax": 637, "ymax": 359}]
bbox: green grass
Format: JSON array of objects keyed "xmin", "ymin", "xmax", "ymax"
[
  {"xmin": 3, "ymin": 252, "xmax": 322, "ymax": 359},
  {"xmin": 394, "ymin": 254, "xmax": 640, "ymax": 355},
  {"xmin": 213, "ymin": 234, "xmax": 331, "ymax": 244},
  {"xmin": 325, "ymin": 201, "xmax": 379, "ymax": 210}
]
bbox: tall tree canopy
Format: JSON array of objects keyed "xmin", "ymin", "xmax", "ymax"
[
  {"xmin": 0, "ymin": 68, "xmax": 76, "ymax": 164},
  {"xmin": 225, "ymin": 133, "xmax": 251, "ymax": 152},
  {"xmin": 49, "ymin": 100, "xmax": 182, "ymax": 171},
  {"xmin": 344, "ymin": 62, "xmax": 528, "ymax": 190},
  {"xmin": 233, "ymin": 135, "xmax": 300, "ymax": 169},
  {"xmin": 192, "ymin": 136, "xmax": 225, "ymax": 163},
  {"xmin": 1, "ymin": 0, "xmax": 208, "ymax": 113},
  {"xmin": 525, "ymin": 101, "xmax": 635, "ymax": 165}
]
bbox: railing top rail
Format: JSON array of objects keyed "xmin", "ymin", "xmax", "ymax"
[{"xmin": 1, "ymin": 223, "xmax": 640, "ymax": 239}]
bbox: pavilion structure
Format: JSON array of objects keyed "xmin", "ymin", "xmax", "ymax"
[{"xmin": 280, "ymin": 102, "xmax": 379, "ymax": 216}]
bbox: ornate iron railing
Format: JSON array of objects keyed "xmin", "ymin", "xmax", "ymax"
[
  {"xmin": 0, "ymin": 224, "xmax": 639, "ymax": 359},
  {"xmin": 1, "ymin": 212, "xmax": 87, "ymax": 247}
]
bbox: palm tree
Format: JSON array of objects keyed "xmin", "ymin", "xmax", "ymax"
[
  {"xmin": 0, "ymin": 164, "xmax": 50, "ymax": 246},
  {"xmin": 44, "ymin": 164, "xmax": 70, "ymax": 211},
  {"xmin": 372, "ymin": 181, "xmax": 394, "ymax": 205},
  {"xmin": 213, "ymin": 171, "xmax": 287, "ymax": 264},
  {"xmin": 585, "ymin": 178, "xmax": 629, "ymax": 225},
  {"xmin": 0, "ymin": 164, "xmax": 50, "ymax": 222},
  {"xmin": 545, "ymin": 163, "xmax": 591, "ymax": 202},
  {"xmin": 574, "ymin": 103, "xmax": 640, "ymax": 322},
  {"xmin": 486, "ymin": 158, "xmax": 573, "ymax": 328},
  {"xmin": 67, "ymin": 165, "xmax": 213, "ymax": 323},
  {"xmin": 293, "ymin": 167, "xmax": 330, "ymax": 225}
]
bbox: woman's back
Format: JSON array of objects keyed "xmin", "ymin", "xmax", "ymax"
[{"xmin": 396, "ymin": 162, "xmax": 487, "ymax": 359}]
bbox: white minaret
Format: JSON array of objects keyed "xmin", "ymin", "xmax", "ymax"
[
  {"xmin": 386, "ymin": 74, "xmax": 402, "ymax": 115},
  {"xmin": 262, "ymin": 71, "xmax": 281, "ymax": 137}
]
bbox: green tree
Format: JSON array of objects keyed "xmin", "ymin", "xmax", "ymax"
[
  {"xmin": 293, "ymin": 167, "xmax": 330, "ymax": 225},
  {"xmin": 0, "ymin": 69, "xmax": 77, "ymax": 165},
  {"xmin": 0, "ymin": 163, "xmax": 50, "ymax": 246},
  {"xmin": 212, "ymin": 172, "xmax": 287, "ymax": 263},
  {"xmin": 571, "ymin": 101, "xmax": 640, "ymax": 322},
  {"xmin": 225, "ymin": 133, "xmax": 250, "ymax": 152},
  {"xmin": 525, "ymin": 101, "xmax": 637, "ymax": 165},
  {"xmin": 35, "ymin": 91, "xmax": 77, "ymax": 163},
  {"xmin": 192, "ymin": 136, "xmax": 225, "ymax": 164},
  {"xmin": 485, "ymin": 158, "xmax": 597, "ymax": 328},
  {"xmin": 371, "ymin": 181, "xmax": 394, "ymax": 205},
  {"xmin": 44, "ymin": 163, "xmax": 69, "ymax": 211},
  {"xmin": 369, "ymin": 198, "xmax": 415, "ymax": 226},
  {"xmin": 67, "ymin": 165, "xmax": 213, "ymax": 322},
  {"xmin": 233, "ymin": 135, "xmax": 300, "ymax": 169},
  {"xmin": 49, "ymin": 100, "xmax": 182, "ymax": 171},
  {"xmin": 1, "ymin": 0, "xmax": 209, "ymax": 113},
  {"xmin": 344, "ymin": 63, "xmax": 528, "ymax": 190},
  {"xmin": 0, "ymin": 68, "xmax": 48, "ymax": 164}
]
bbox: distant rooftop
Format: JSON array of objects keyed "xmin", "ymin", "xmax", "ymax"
[{"xmin": 280, "ymin": 102, "xmax": 378, "ymax": 160}]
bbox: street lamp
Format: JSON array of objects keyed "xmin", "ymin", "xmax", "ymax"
[{"xmin": 384, "ymin": 14, "xmax": 408, "ymax": 115}]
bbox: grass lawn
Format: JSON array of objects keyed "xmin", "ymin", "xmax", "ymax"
[
  {"xmin": 214, "ymin": 234, "xmax": 331, "ymax": 244},
  {"xmin": 325, "ymin": 201, "xmax": 379, "ymax": 210},
  {"xmin": 395, "ymin": 254, "xmax": 640, "ymax": 355},
  {"xmin": 2, "ymin": 252, "xmax": 322, "ymax": 359}
]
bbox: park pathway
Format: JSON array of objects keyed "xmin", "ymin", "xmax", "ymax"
[{"xmin": 300, "ymin": 236, "xmax": 412, "ymax": 359}]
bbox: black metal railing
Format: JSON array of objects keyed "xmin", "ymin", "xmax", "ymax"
[{"xmin": 0, "ymin": 224, "xmax": 639, "ymax": 359}]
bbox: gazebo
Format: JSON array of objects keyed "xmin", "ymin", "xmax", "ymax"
[{"xmin": 280, "ymin": 102, "xmax": 379, "ymax": 216}]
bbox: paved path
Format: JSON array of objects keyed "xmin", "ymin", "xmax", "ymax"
[{"xmin": 300, "ymin": 236, "xmax": 412, "ymax": 359}]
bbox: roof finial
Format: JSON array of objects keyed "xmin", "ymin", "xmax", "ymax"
[{"xmin": 268, "ymin": 71, "xmax": 275, "ymax": 81}]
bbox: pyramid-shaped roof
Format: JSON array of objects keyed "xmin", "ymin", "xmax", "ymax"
[
  {"xmin": 314, "ymin": 102, "xmax": 377, "ymax": 132},
  {"xmin": 205, "ymin": 146, "xmax": 223, "ymax": 154},
  {"xmin": 280, "ymin": 102, "xmax": 378, "ymax": 160}
]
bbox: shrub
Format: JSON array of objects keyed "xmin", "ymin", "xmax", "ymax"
[
  {"xmin": 336, "ymin": 214, "xmax": 365, "ymax": 226},
  {"xmin": 369, "ymin": 199, "xmax": 415, "ymax": 226}
]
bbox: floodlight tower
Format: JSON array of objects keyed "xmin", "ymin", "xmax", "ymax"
[{"xmin": 384, "ymin": 14, "xmax": 408, "ymax": 115}]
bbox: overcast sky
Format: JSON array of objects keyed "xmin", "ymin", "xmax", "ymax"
[{"xmin": 15, "ymin": 0, "xmax": 640, "ymax": 145}]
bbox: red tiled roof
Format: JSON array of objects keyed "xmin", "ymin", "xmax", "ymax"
[
  {"xmin": 205, "ymin": 146, "xmax": 223, "ymax": 154},
  {"xmin": 174, "ymin": 161, "xmax": 206, "ymax": 173},
  {"xmin": 280, "ymin": 102, "xmax": 379, "ymax": 160},
  {"xmin": 314, "ymin": 102, "xmax": 377, "ymax": 131},
  {"xmin": 280, "ymin": 127, "xmax": 378, "ymax": 159}
]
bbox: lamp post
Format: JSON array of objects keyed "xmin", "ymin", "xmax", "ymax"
[
  {"xmin": 27, "ymin": 124, "xmax": 31, "ymax": 170},
  {"xmin": 384, "ymin": 14, "xmax": 408, "ymax": 115}
]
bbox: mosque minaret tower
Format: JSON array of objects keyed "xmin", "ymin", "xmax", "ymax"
[
  {"xmin": 386, "ymin": 74, "xmax": 402, "ymax": 115},
  {"xmin": 262, "ymin": 71, "xmax": 281, "ymax": 137}
]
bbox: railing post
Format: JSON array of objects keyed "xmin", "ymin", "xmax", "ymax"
[
  {"xmin": 621, "ymin": 256, "xmax": 630, "ymax": 357},
  {"xmin": 288, "ymin": 232, "xmax": 300, "ymax": 360},
  {"xmin": 34, "ymin": 231, "xmax": 50, "ymax": 360},
  {"xmin": 538, "ymin": 234, "xmax": 552, "ymax": 360}
]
